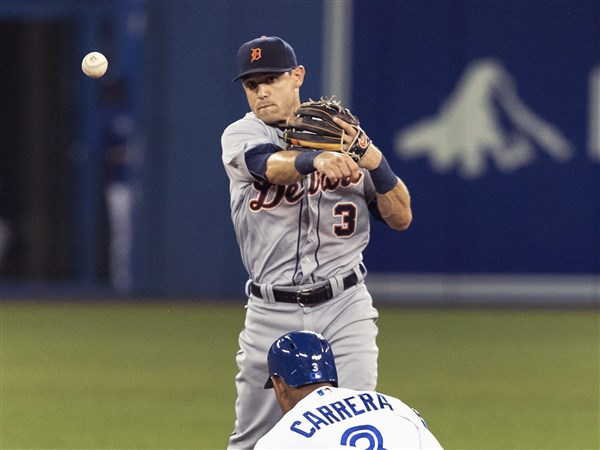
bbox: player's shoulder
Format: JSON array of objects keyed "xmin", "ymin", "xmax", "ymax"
[
  {"xmin": 222, "ymin": 112, "xmax": 269, "ymax": 137},
  {"xmin": 222, "ymin": 112, "xmax": 283, "ymax": 163},
  {"xmin": 345, "ymin": 388, "xmax": 424, "ymax": 421},
  {"xmin": 254, "ymin": 416, "xmax": 297, "ymax": 449}
]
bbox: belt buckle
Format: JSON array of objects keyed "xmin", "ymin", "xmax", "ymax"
[{"xmin": 296, "ymin": 288, "xmax": 314, "ymax": 307}]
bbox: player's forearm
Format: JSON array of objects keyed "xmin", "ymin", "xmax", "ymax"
[
  {"xmin": 376, "ymin": 179, "xmax": 412, "ymax": 230},
  {"xmin": 363, "ymin": 145, "xmax": 412, "ymax": 230},
  {"xmin": 265, "ymin": 150, "xmax": 305, "ymax": 185}
]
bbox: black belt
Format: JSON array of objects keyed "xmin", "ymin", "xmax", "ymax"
[{"xmin": 250, "ymin": 272, "xmax": 360, "ymax": 307}]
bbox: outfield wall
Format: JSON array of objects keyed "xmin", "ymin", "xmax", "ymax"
[{"xmin": 0, "ymin": 1, "xmax": 598, "ymax": 305}]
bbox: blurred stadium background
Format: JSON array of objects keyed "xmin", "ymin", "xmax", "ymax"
[{"xmin": 1, "ymin": 1, "xmax": 598, "ymax": 449}]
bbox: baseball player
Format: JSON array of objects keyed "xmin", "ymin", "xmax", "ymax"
[
  {"xmin": 255, "ymin": 330, "xmax": 443, "ymax": 449},
  {"xmin": 222, "ymin": 36, "xmax": 412, "ymax": 449}
]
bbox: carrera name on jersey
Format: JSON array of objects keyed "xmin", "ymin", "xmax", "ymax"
[{"xmin": 291, "ymin": 389, "xmax": 393, "ymax": 438}]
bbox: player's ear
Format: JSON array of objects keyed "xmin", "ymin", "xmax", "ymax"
[
  {"xmin": 291, "ymin": 66, "xmax": 305, "ymax": 87},
  {"xmin": 272, "ymin": 376, "xmax": 286, "ymax": 396},
  {"xmin": 272, "ymin": 377, "xmax": 293, "ymax": 413}
]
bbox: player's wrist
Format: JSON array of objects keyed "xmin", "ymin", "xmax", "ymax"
[
  {"xmin": 294, "ymin": 151, "xmax": 324, "ymax": 175},
  {"xmin": 369, "ymin": 154, "xmax": 398, "ymax": 194},
  {"xmin": 358, "ymin": 143, "xmax": 381, "ymax": 169}
]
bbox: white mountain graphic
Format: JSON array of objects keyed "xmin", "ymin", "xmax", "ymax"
[{"xmin": 395, "ymin": 59, "xmax": 574, "ymax": 179}]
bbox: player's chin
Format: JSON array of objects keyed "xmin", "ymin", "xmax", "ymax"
[{"xmin": 256, "ymin": 109, "xmax": 282, "ymax": 125}]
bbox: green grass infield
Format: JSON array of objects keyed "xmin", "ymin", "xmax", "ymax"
[{"xmin": 1, "ymin": 301, "xmax": 598, "ymax": 449}]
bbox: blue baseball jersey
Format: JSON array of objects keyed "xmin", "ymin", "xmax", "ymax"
[{"xmin": 255, "ymin": 387, "xmax": 443, "ymax": 449}]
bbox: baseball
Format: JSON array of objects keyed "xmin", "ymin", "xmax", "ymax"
[{"xmin": 81, "ymin": 52, "xmax": 108, "ymax": 78}]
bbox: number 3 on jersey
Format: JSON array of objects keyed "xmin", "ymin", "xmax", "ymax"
[
  {"xmin": 340, "ymin": 425, "xmax": 386, "ymax": 450},
  {"xmin": 333, "ymin": 203, "xmax": 357, "ymax": 237}
]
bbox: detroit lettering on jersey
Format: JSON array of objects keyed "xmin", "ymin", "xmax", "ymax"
[
  {"xmin": 291, "ymin": 389, "xmax": 394, "ymax": 438},
  {"xmin": 250, "ymin": 171, "xmax": 364, "ymax": 211}
]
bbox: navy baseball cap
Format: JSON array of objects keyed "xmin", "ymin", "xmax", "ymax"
[{"xmin": 233, "ymin": 36, "xmax": 298, "ymax": 82}]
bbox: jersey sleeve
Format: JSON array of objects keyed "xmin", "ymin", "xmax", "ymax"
[{"xmin": 221, "ymin": 114, "xmax": 282, "ymax": 183}]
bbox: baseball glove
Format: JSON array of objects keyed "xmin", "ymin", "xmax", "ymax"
[{"xmin": 283, "ymin": 97, "xmax": 371, "ymax": 162}]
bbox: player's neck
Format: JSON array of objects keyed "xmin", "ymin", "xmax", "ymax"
[{"xmin": 290, "ymin": 383, "xmax": 334, "ymax": 408}]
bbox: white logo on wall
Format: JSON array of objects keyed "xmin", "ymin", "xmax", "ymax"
[{"xmin": 394, "ymin": 59, "xmax": 577, "ymax": 179}]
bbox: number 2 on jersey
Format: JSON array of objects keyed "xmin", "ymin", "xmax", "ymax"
[{"xmin": 340, "ymin": 425, "xmax": 386, "ymax": 450}]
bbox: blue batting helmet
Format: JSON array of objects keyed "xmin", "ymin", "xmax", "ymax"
[{"xmin": 264, "ymin": 330, "xmax": 338, "ymax": 389}]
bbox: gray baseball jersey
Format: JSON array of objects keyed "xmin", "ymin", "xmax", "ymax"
[
  {"xmin": 223, "ymin": 112, "xmax": 376, "ymax": 285},
  {"xmin": 222, "ymin": 112, "xmax": 381, "ymax": 449},
  {"xmin": 255, "ymin": 386, "xmax": 443, "ymax": 449}
]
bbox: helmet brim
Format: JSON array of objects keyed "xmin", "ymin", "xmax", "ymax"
[{"xmin": 264, "ymin": 376, "xmax": 274, "ymax": 389}]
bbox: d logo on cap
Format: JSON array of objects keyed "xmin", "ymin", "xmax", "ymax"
[{"xmin": 250, "ymin": 48, "xmax": 262, "ymax": 63}]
